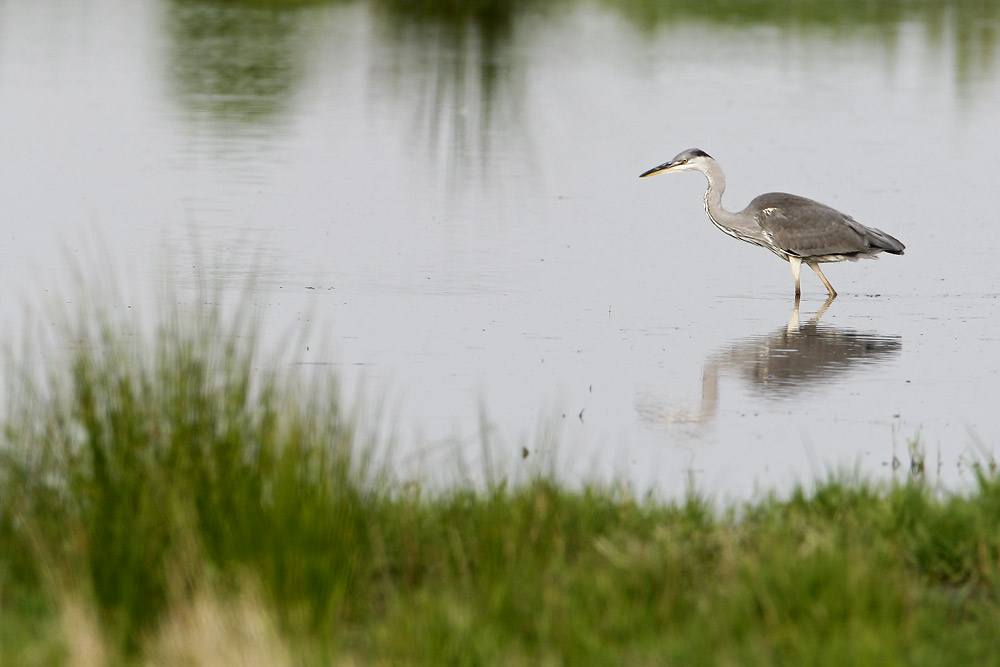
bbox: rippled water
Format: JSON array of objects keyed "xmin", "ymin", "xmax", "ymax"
[{"xmin": 2, "ymin": 0, "xmax": 1000, "ymax": 498}]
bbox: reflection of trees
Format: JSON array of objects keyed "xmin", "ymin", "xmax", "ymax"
[
  {"xmin": 164, "ymin": 0, "xmax": 541, "ymax": 185},
  {"xmin": 614, "ymin": 0, "xmax": 1000, "ymax": 87},
  {"xmin": 164, "ymin": 0, "xmax": 317, "ymax": 124},
  {"xmin": 369, "ymin": 0, "xmax": 541, "ymax": 189},
  {"xmin": 161, "ymin": 0, "xmax": 999, "ymax": 147},
  {"xmin": 951, "ymin": 3, "xmax": 1000, "ymax": 93},
  {"xmin": 637, "ymin": 301, "xmax": 902, "ymax": 427},
  {"xmin": 613, "ymin": 0, "xmax": 911, "ymax": 30}
]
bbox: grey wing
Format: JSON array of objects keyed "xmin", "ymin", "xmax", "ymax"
[{"xmin": 749, "ymin": 193, "xmax": 904, "ymax": 258}]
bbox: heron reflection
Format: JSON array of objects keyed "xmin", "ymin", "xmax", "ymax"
[{"xmin": 637, "ymin": 298, "xmax": 902, "ymax": 427}]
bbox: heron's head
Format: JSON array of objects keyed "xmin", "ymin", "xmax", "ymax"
[{"xmin": 640, "ymin": 148, "xmax": 713, "ymax": 178}]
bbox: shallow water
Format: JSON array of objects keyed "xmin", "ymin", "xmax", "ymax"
[{"xmin": 2, "ymin": 0, "xmax": 1000, "ymax": 498}]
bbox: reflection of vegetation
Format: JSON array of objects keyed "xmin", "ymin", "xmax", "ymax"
[
  {"xmin": 612, "ymin": 0, "xmax": 911, "ymax": 28},
  {"xmin": 161, "ymin": 0, "xmax": 1000, "ymax": 144},
  {"xmin": 613, "ymin": 0, "xmax": 1000, "ymax": 86},
  {"xmin": 950, "ymin": 2, "xmax": 1000, "ymax": 91},
  {"xmin": 164, "ymin": 0, "xmax": 546, "ymax": 185},
  {"xmin": 164, "ymin": 0, "xmax": 317, "ymax": 124},
  {"xmin": 369, "ymin": 0, "xmax": 548, "ymax": 188},
  {"xmin": 612, "ymin": 0, "xmax": 995, "ymax": 29}
]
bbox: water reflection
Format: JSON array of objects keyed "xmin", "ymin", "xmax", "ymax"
[
  {"xmin": 619, "ymin": 0, "xmax": 1000, "ymax": 94},
  {"xmin": 162, "ymin": 0, "xmax": 532, "ymax": 187},
  {"xmin": 637, "ymin": 300, "xmax": 902, "ymax": 428},
  {"xmin": 370, "ymin": 0, "xmax": 533, "ymax": 188},
  {"xmin": 159, "ymin": 0, "xmax": 1000, "ymax": 151},
  {"xmin": 164, "ymin": 1, "xmax": 315, "ymax": 124}
]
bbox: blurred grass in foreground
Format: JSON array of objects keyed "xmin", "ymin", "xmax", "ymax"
[{"xmin": 2, "ymin": 291, "xmax": 1000, "ymax": 665}]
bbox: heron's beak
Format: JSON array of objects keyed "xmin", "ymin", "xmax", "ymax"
[{"xmin": 639, "ymin": 160, "xmax": 680, "ymax": 178}]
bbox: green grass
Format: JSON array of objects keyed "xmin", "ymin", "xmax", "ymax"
[{"xmin": 2, "ymin": 294, "xmax": 1000, "ymax": 665}]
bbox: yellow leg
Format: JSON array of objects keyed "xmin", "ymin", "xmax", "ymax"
[
  {"xmin": 788, "ymin": 256, "xmax": 802, "ymax": 297},
  {"xmin": 807, "ymin": 261, "xmax": 837, "ymax": 298}
]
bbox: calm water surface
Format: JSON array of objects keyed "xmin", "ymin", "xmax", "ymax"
[{"xmin": 2, "ymin": 0, "xmax": 1000, "ymax": 498}]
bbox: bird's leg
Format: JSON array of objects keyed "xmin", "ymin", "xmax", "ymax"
[
  {"xmin": 787, "ymin": 256, "xmax": 802, "ymax": 297},
  {"xmin": 807, "ymin": 262, "xmax": 837, "ymax": 298}
]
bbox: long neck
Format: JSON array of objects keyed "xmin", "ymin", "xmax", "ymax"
[
  {"xmin": 698, "ymin": 159, "xmax": 766, "ymax": 246},
  {"xmin": 701, "ymin": 158, "xmax": 729, "ymax": 225}
]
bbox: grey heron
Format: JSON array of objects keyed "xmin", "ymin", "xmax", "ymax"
[{"xmin": 640, "ymin": 148, "xmax": 905, "ymax": 298}]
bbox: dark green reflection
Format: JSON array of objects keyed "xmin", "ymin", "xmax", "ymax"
[
  {"xmin": 614, "ymin": 0, "xmax": 995, "ymax": 30},
  {"xmin": 163, "ymin": 0, "xmax": 544, "ymax": 185},
  {"xmin": 164, "ymin": 0, "xmax": 317, "ymax": 124},
  {"xmin": 614, "ymin": 0, "xmax": 911, "ymax": 29},
  {"xmin": 162, "ymin": 0, "xmax": 1000, "ymax": 133},
  {"xmin": 369, "ymin": 0, "xmax": 548, "ymax": 187},
  {"xmin": 616, "ymin": 0, "xmax": 1000, "ymax": 86}
]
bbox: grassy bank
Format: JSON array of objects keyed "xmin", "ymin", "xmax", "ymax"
[{"xmin": 2, "ymin": 297, "xmax": 1000, "ymax": 665}]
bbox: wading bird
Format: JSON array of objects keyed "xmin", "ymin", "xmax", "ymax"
[{"xmin": 640, "ymin": 148, "xmax": 905, "ymax": 298}]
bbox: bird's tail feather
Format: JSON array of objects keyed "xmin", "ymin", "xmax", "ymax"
[{"xmin": 867, "ymin": 227, "xmax": 905, "ymax": 255}]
